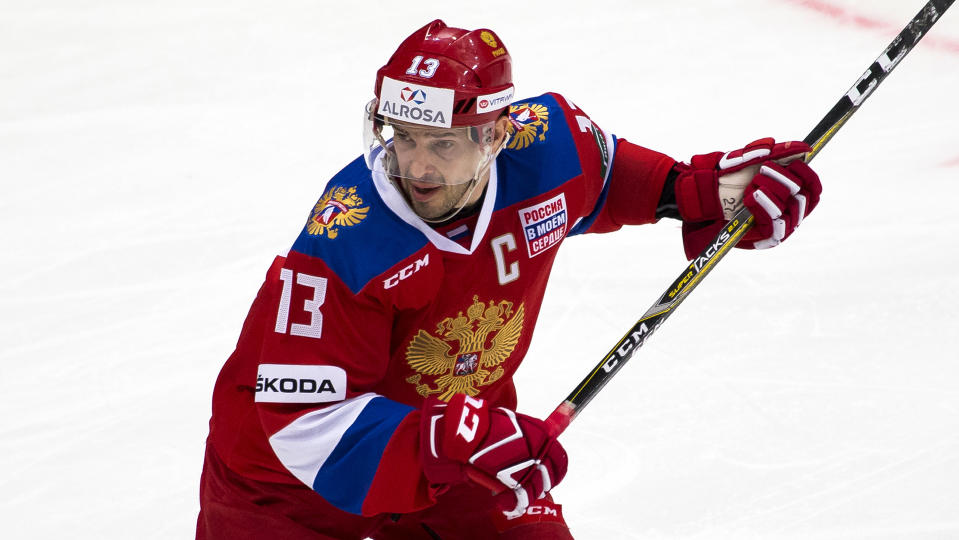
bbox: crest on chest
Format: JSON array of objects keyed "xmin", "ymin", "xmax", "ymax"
[{"xmin": 404, "ymin": 296, "xmax": 525, "ymax": 402}]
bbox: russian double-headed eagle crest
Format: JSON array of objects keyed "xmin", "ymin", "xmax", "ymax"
[
  {"xmin": 405, "ymin": 296, "xmax": 525, "ymax": 402},
  {"xmin": 306, "ymin": 185, "xmax": 369, "ymax": 239},
  {"xmin": 480, "ymin": 31, "xmax": 507, "ymax": 57},
  {"xmin": 506, "ymin": 103, "xmax": 549, "ymax": 150}
]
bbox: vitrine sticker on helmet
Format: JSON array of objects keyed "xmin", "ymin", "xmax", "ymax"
[{"xmin": 477, "ymin": 86, "xmax": 515, "ymax": 114}]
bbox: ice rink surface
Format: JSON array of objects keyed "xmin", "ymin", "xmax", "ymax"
[{"xmin": 2, "ymin": 0, "xmax": 958, "ymax": 538}]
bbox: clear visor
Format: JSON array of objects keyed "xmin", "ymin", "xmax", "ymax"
[{"xmin": 363, "ymin": 99, "xmax": 497, "ymax": 186}]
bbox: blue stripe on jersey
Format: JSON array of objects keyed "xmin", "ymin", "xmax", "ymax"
[
  {"xmin": 568, "ymin": 135, "xmax": 619, "ymax": 236},
  {"xmin": 291, "ymin": 156, "xmax": 429, "ymax": 294},
  {"xmin": 495, "ymin": 94, "xmax": 583, "ymax": 211},
  {"xmin": 311, "ymin": 396, "xmax": 414, "ymax": 515}
]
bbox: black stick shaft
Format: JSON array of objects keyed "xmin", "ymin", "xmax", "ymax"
[
  {"xmin": 805, "ymin": 0, "xmax": 955, "ymax": 157},
  {"xmin": 545, "ymin": 0, "xmax": 955, "ymax": 437}
]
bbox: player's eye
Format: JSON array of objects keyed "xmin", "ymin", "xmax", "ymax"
[{"xmin": 431, "ymin": 140, "xmax": 461, "ymax": 159}]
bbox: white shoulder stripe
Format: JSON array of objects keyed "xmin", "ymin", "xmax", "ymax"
[{"xmin": 268, "ymin": 392, "xmax": 378, "ymax": 488}]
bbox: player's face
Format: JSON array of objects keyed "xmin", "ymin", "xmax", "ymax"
[
  {"xmin": 398, "ymin": 175, "xmax": 476, "ymax": 220},
  {"xmin": 390, "ymin": 124, "xmax": 488, "ymax": 219}
]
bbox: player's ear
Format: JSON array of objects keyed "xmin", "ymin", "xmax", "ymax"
[{"xmin": 493, "ymin": 114, "xmax": 510, "ymax": 148}]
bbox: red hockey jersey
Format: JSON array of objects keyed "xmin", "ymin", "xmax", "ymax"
[{"xmin": 207, "ymin": 93, "xmax": 675, "ymax": 518}]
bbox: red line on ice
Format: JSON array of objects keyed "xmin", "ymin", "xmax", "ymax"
[
  {"xmin": 942, "ymin": 156, "xmax": 959, "ymax": 167},
  {"xmin": 781, "ymin": 0, "xmax": 959, "ymax": 54}
]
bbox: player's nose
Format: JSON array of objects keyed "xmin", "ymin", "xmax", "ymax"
[{"xmin": 406, "ymin": 147, "xmax": 436, "ymax": 180}]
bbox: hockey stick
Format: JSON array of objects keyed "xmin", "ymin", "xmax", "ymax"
[{"xmin": 543, "ymin": 0, "xmax": 956, "ymax": 437}]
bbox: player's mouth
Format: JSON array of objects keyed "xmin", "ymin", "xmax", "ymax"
[{"xmin": 407, "ymin": 181, "xmax": 443, "ymax": 202}]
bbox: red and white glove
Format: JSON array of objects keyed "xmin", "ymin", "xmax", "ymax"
[
  {"xmin": 420, "ymin": 394, "xmax": 568, "ymax": 519},
  {"xmin": 675, "ymin": 138, "xmax": 822, "ymax": 257}
]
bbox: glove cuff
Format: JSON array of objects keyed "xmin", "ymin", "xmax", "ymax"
[{"xmin": 676, "ymin": 164, "xmax": 724, "ymax": 223}]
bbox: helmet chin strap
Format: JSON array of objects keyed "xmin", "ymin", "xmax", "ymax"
[
  {"xmin": 401, "ymin": 131, "xmax": 512, "ymax": 225},
  {"xmin": 418, "ymin": 176, "xmax": 480, "ymax": 224}
]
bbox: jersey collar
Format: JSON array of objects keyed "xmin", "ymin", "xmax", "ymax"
[{"xmin": 371, "ymin": 151, "xmax": 497, "ymax": 255}]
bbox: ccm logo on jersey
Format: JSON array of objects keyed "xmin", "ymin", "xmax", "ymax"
[
  {"xmin": 254, "ymin": 364, "xmax": 346, "ymax": 403},
  {"xmin": 383, "ymin": 254, "xmax": 430, "ymax": 289},
  {"xmin": 518, "ymin": 193, "xmax": 567, "ymax": 257}
]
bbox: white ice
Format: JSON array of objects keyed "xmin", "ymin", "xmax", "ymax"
[{"xmin": 2, "ymin": 0, "xmax": 958, "ymax": 538}]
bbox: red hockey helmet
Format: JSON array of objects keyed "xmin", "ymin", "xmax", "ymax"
[
  {"xmin": 363, "ymin": 20, "xmax": 515, "ymax": 186},
  {"xmin": 373, "ymin": 19, "xmax": 514, "ymax": 128}
]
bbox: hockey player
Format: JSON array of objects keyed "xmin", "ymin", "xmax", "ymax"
[{"xmin": 197, "ymin": 20, "xmax": 822, "ymax": 540}]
